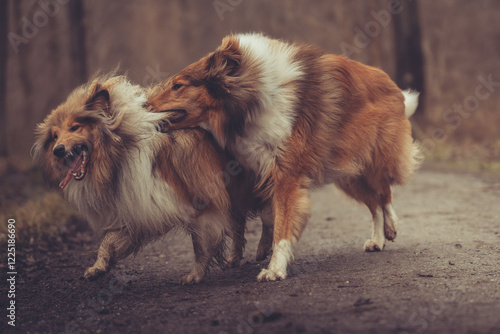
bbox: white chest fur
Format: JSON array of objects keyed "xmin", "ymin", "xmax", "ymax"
[{"xmin": 231, "ymin": 33, "xmax": 305, "ymax": 177}]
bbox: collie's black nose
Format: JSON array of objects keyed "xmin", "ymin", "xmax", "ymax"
[{"xmin": 53, "ymin": 144, "xmax": 66, "ymax": 158}]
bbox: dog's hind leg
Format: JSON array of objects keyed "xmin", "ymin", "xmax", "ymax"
[
  {"xmin": 84, "ymin": 229, "xmax": 135, "ymax": 281},
  {"xmin": 227, "ymin": 214, "xmax": 246, "ymax": 268},
  {"xmin": 256, "ymin": 202, "xmax": 274, "ymax": 261},
  {"xmin": 364, "ymin": 206, "xmax": 386, "ymax": 252},
  {"xmin": 381, "ymin": 184, "xmax": 398, "ymax": 241},
  {"xmin": 336, "ymin": 176, "xmax": 386, "ymax": 251},
  {"xmin": 181, "ymin": 212, "xmax": 227, "ymax": 285},
  {"xmin": 181, "ymin": 233, "xmax": 212, "ymax": 285},
  {"xmin": 365, "ymin": 178, "xmax": 398, "ymax": 250}
]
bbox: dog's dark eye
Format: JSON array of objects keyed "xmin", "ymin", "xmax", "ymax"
[
  {"xmin": 172, "ymin": 83, "xmax": 183, "ymax": 91},
  {"xmin": 69, "ymin": 125, "xmax": 80, "ymax": 132},
  {"xmin": 53, "ymin": 134, "xmax": 58, "ymax": 140}
]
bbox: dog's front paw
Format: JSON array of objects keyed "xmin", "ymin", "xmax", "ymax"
[
  {"xmin": 180, "ymin": 272, "xmax": 204, "ymax": 285},
  {"xmin": 364, "ymin": 239, "xmax": 385, "ymax": 252},
  {"xmin": 84, "ymin": 266, "xmax": 107, "ymax": 281},
  {"xmin": 257, "ymin": 268, "xmax": 286, "ymax": 282}
]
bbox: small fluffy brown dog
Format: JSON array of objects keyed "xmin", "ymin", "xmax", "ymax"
[
  {"xmin": 32, "ymin": 73, "xmax": 261, "ymax": 284},
  {"xmin": 147, "ymin": 33, "xmax": 422, "ymax": 281}
]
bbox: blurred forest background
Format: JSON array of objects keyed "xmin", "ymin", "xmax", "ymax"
[
  {"xmin": 2, "ymin": 3, "xmax": 500, "ymax": 331},
  {"xmin": 1, "ymin": 0, "xmax": 500, "ymax": 172}
]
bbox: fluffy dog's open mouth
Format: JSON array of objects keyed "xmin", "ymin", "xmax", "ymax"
[{"xmin": 59, "ymin": 144, "xmax": 89, "ymax": 189}]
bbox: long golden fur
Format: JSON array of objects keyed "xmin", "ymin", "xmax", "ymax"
[
  {"xmin": 33, "ymin": 73, "xmax": 261, "ymax": 284},
  {"xmin": 147, "ymin": 33, "xmax": 422, "ymax": 281}
]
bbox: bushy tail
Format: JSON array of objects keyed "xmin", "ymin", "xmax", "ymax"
[
  {"xmin": 400, "ymin": 90, "xmax": 423, "ymax": 183},
  {"xmin": 402, "ymin": 89, "xmax": 419, "ymax": 118}
]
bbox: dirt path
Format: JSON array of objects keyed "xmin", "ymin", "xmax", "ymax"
[{"xmin": 2, "ymin": 169, "xmax": 500, "ymax": 334}]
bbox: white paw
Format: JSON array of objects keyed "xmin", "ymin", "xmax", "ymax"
[
  {"xmin": 364, "ymin": 239, "xmax": 385, "ymax": 252},
  {"xmin": 84, "ymin": 266, "xmax": 106, "ymax": 281},
  {"xmin": 257, "ymin": 240, "xmax": 293, "ymax": 281},
  {"xmin": 257, "ymin": 268, "xmax": 287, "ymax": 282}
]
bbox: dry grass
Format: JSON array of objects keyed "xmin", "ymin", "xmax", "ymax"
[
  {"xmin": 0, "ymin": 169, "xmax": 83, "ymax": 251},
  {"xmin": 0, "ymin": 192, "xmax": 80, "ymax": 248},
  {"xmin": 418, "ymin": 140, "xmax": 500, "ymax": 176}
]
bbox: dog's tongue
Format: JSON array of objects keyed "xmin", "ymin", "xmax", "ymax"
[
  {"xmin": 59, "ymin": 154, "xmax": 83, "ymax": 190},
  {"xmin": 59, "ymin": 170, "xmax": 74, "ymax": 190}
]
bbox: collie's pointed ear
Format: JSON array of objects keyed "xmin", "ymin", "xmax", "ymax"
[
  {"xmin": 86, "ymin": 82, "xmax": 111, "ymax": 116},
  {"xmin": 207, "ymin": 36, "xmax": 241, "ymax": 78}
]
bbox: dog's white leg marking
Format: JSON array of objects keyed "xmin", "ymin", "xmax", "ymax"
[
  {"xmin": 364, "ymin": 207, "xmax": 385, "ymax": 252},
  {"xmin": 257, "ymin": 239, "xmax": 294, "ymax": 281},
  {"xmin": 383, "ymin": 203, "xmax": 398, "ymax": 241}
]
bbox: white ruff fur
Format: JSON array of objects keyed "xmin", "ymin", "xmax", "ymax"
[
  {"xmin": 65, "ymin": 80, "xmax": 194, "ymax": 238},
  {"xmin": 231, "ymin": 33, "xmax": 304, "ymax": 178}
]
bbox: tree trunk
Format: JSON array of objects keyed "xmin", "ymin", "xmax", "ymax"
[
  {"xmin": 393, "ymin": 0, "xmax": 425, "ymax": 117},
  {"xmin": 0, "ymin": 0, "xmax": 8, "ymax": 158},
  {"xmin": 68, "ymin": 0, "xmax": 87, "ymax": 83}
]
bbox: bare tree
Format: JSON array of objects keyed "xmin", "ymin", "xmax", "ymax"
[
  {"xmin": 393, "ymin": 0, "xmax": 425, "ymax": 117},
  {"xmin": 0, "ymin": 0, "xmax": 8, "ymax": 158},
  {"xmin": 68, "ymin": 0, "xmax": 87, "ymax": 83}
]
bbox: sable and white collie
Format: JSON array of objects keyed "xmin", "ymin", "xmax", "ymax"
[
  {"xmin": 32, "ymin": 73, "xmax": 262, "ymax": 284},
  {"xmin": 147, "ymin": 33, "xmax": 422, "ymax": 281}
]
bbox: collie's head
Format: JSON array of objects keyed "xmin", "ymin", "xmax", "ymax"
[
  {"xmin": 147, "ymin": 35, "xmax": 261, "ymax": 146},
  {"xmin": 33, "ymin": 74, "xmax": 143, "ymax": 191}
]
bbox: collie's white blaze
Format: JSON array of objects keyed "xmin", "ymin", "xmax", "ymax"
[
  {"xmin": 65, "ymin": 80, "xmax": 193, "ymax": 237},
  {"xmin": 364, "ymin": 208, "xmax": 385, "ymax": 252},
  {"xmin": 257, "ymin": 239, "xmax": 294, "ymax": 281},
  {"xmin": 232, "ymin": 33, "xmax": 304, "ymax": 178},
  {"xmin": 402, "ymin": 89, "xmax": 419, "ymax": 118}
]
